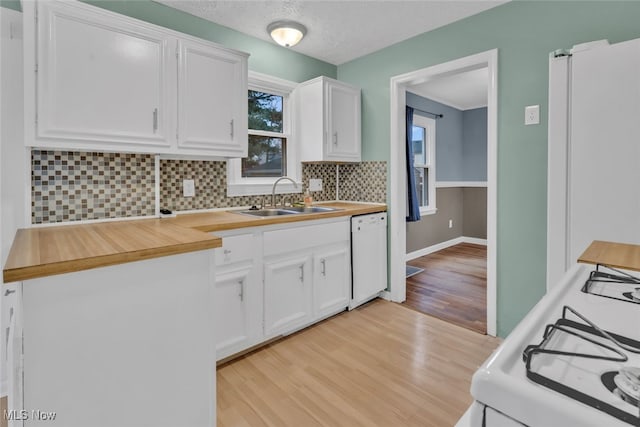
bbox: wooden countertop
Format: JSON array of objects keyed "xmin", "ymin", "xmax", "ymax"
[
  {"xmin": 578, "ymin": 240, "xmax": 640, "ymax": 272},
  {"xmin": 3, "ymin": 219, "xmax": 222, "ymax": 283},
  {"xmin": 165, "ymin": 201, "xmax": 387, "ymax": 233},
  {"xmin": 3, "ymin": 202, "xmax": 386, "ymax": 283}
]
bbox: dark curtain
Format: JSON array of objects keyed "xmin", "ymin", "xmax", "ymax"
[{"xmin": 406, "ymin": 106, "xmax": 421, "ymax": 222}]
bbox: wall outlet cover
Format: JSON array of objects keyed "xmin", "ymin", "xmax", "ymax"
[
  {"xmin": 525, "ymin": 105, "xmax": 540, "ymax": 125},
  {"xmin": 183, "ymin": 179, "xmax": 195, "ymax": 197},
  {"xmin": 309, "ymin": 178, "xmax": 323, "ymax": 192}
]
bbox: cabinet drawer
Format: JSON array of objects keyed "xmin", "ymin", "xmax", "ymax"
[
  {"xmin": 263, "ymin": 220, "xmax": 349, "ymax": 257},
  {"xmin": 214, "ymin": 234, "xmax": 254, "ymax": 266}
]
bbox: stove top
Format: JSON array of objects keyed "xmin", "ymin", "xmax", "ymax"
[
  {"xmin": 470, "ymin": 263, "xmax": 640, "ymax": 427},
  {"xmin": 583, "ymin": 264, "xmax": 640, "ymax": 305}
]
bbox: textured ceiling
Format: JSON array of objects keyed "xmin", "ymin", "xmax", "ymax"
[
  {"xmin": 154, "ymin": 0, "xmax": 508, "ymax": 65},
  {"xmin": 410, "ymin": 67, "xmax": 488, "ymax": 110}
]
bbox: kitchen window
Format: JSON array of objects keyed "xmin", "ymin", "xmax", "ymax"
[
  {"xmin": 227, "ymin": 72, "xmax": 299, "ymax": 196},
  {"xmin": 412, "ymin": 114, "xmax": 436, "ymax": 214}
]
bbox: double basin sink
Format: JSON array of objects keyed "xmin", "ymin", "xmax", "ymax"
[{"xmin": 235, "ymin": 206, "xmax": 340, "ymax": 217}]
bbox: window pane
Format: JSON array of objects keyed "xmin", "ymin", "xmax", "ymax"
[
  {"xmin": 242, "ymin": 135, "xmax": 286, "ymax": 177},
  {"xmin": 414, "ymin": 167, "xmax": 428, "ymax": 207},
  {"xmin": 412, "ymin": 125, "xmax": 426, "ymax": 165},
  {"xmin": 248, "ymin": 90, "xmax": 283, "ymax": 132}
]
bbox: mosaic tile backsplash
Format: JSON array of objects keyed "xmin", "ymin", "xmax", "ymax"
[
  {"xmin": 31, "ymin": 150, "xmax": 386, "ymax": 223},
  {"xmin": 32, "ymin": 150, "xmax": 155, "ymax": 224},
  {"xmin": 160, "ymin": 160, "xmax": 387, "ymax": 212}
]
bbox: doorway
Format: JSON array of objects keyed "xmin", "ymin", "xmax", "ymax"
[{"xmin": 388, "ymin": 50, "xmax": 498, "ymax": 336}]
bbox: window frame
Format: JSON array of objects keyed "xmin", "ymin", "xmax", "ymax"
[
  {"xmin": 412, "ymin": 114, "xmax": 437, "ymax": 215},
  {"xmin": 227, "ymin": 71, "xmax": 300, "ymax": 197}
]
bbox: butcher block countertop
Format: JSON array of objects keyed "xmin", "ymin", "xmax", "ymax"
[
  {"xmin": 578, "ymin": 240, "xmax": 640, "ymax": 272},
  {"xmin": 3, "ymin": 202, "xmax": 386, "ymax": 283},
  {"xmin": 3, "ymin": 219, "xmax": 223, "ymax": 283},
  {"xmin": 165, "ymin": 201, "xmax": 387, "ymax": 232}
]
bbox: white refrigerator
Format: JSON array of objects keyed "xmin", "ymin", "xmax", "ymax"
[{"xmin": 547, "ymin": 38, "xmax": 640, "ymax": 289}]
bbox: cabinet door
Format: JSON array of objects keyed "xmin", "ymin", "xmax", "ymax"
[
  {"xmin": 313, "ymin": 243, "xmax": 351, "ymax": 318},
  {"xmin": 214, "ymin": 266, "xmax": 253, "ymax": 360},
  {"xmin": 326, "ymin": 82, "xmax": 361, "ymax": 161},
  {"xmin": 264, "ymin": 252, "xmax": 313, "ymax": 337},
  {"xmin": 34, "ymin": 1, "xmax": 173, "ymax": 150},
  {"xmin": 177, "ymin": 39, "xmax": 248, "ymax": 157}
]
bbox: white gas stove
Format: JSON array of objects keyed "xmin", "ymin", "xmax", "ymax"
[{"xmin": 464, "ymin": 262, "xmax": 640, "ymax": 426}]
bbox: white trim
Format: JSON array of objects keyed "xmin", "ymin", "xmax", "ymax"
[
  {"xmin": 405, "ymin": 236, "xmax": 487, "ymax": 261},
  {"xmin": 227, "ymin": 181, "xmax": 301, "ymax": 197},
  {"xmin": 227, "ymin": 71, "xmax": 299, "ymax": 195},
  {"xmin": 436, "ymin": 181, "xmax": 488, "ymax": 188},
  {"xmin": 419, "ymin": 207, "xmax": 437, "ymax": 216},
  {"xmin": 390, "ymin": 49, "xmax": 498, "ymax": 337},
  {"xmin": 546, "ymin": 54, "xmax": 570, "ymax": 291}
]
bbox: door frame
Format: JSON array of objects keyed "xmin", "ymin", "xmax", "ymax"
[{"xmin": 388, "ymin": 49, "xmax": 498, "ymax": 336}]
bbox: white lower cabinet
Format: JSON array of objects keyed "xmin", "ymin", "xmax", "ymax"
[
  {"xmin": 313, "ymin": 243, "xmax": 351, "ymax": 318},
  {"xmin": 215, "ymin": 217, "xmax": 352, "ymax": 360},
  {"xmin": 214, "ymin": 266, "xmax": 254, "ymax": 359},
  {"xmin": 263, "ymin": 251, "xmax": 313, "ymax": 337},
  {"xmin": 213, "ymin": 232, "xmax": 262, "ymax": 361}
]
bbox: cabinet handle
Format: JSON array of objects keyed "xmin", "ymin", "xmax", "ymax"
[
  {"xmin": 238, "ymin": 279, "xmax": 244, "ymax": 302},
  {"xmin": 230, "ymin": 119, "xmax": 234, "ymax": 139},
  {"xmin": 224, "ymin": 249, "xmax": 232, "ymax": 255},
  {"xmin": 153, "ymin": 108, "xmax": 158, "ymax": 133},
  {"xmin": 321, "ymin": 259, "xmax": 326, "ymax": 276},
  {"xmin": 4, "ymin": 289, "xmax": 15, "ymax": 296},
  {"xmin": 299, "ymin": 265, "xmax": 304, "ymax": 282},
  {"xmin": 333, "ymin": 131, "xmax": 338, "ymax": 146}
]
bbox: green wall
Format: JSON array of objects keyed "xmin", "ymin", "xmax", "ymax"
[
  {"xmin": 337, "ymin": 1, "xmax": 640, "ymax": 337},
  {"xmin": 0, "ymin": 0, "xmax": 336, "ymax": 82}
]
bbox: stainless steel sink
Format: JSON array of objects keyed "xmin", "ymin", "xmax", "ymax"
[
  {"xmin": 283, "ymin": 206, "xmax": 339, "ymax": 214},
  {"xmin": 233, "ymin": 206, "xmax": 341, "ymax": 217},
  {"xmin": 235, "ymin": 209, "xmax": 297, "ymax": 217}
]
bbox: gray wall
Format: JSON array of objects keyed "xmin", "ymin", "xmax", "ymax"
[
  {"xmin": 463, "ymin": 187, "xmax": 487, "ymax": 239},
  {"xmin": 406, "ymin": 186, "xmax": 487, "ymax": 253},
  {"xmin": 462, "ymin": 108, "xmax": 488, "ymax": 181},
  {"xmin": 406, "ymin": 92, "xmax": 487, "ymax": 182},
  {"xmin": 406, "ymin": 92, "xmax": 463, "ymax": 181},
  {"xmin": 406, "ymin": 188, "xmax": 463, "ymax": 252}
]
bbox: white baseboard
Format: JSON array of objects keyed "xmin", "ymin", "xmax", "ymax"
[{"xmin": 406, "ymin": 236, "xmax": 487, "ymax": 261}]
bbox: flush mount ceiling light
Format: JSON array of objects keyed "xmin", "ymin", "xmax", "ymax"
[{"xmin": 267, "ymin": 20, "xmax": 307, "ymax": 48}]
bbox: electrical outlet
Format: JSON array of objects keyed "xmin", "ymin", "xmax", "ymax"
[
  {"xmin": 448, "ymin": 219, "xmax": 453, "ymax": 229},
  {"xmin": 309, "ymin": 178, "xmax": 323, "ymax": 192},
  {"xmin": 525, "ymin": 105, "xmax": 540, "ymax": 125},
  {"xmin": 183, "ymin": 179, "xmax": 195, "ymax": 197}
]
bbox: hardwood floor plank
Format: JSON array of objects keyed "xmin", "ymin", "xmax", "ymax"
[
  {"xmin": 405, "ymin": 243, "xmax": 488, "ymax": 333},
  {"xmin": 217, "ymin": 300, "xmax": 500, "ymax": 427}
]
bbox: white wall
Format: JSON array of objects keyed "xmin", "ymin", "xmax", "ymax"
[{"xmin": 1, "ymin": 6, "xmax": 26, "ymax": 398}]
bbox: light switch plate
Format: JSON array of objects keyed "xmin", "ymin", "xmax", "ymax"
[
  {"xmin": 183, "ymin": 179, "xmax": 195, "ymax": 197},
  {"xmin": 525, "ymin": 105, "xmax": 540, "ymax": 125},
  {"xmin": 309, "ymin": 178, "xmax": 323, "ymax": 192}
]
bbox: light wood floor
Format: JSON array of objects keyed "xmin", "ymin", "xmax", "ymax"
[
  {"xmin": 406, "ymin": 243, "xmax": 487, "ymax": 334},
  {"xmin": 217, "ymin": 299, "xmax": 500, "ymax": 427}
]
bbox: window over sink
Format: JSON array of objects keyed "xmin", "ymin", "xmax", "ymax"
[
  {"xmin": 243, "ymin": 90, "xmax": 287, "ymax": 178},
  {"xmin": 227, "ymin": 72, "xmax": 300, "ymax": 197}
]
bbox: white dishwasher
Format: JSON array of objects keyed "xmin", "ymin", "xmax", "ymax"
[{"xmin": 350, "ymin": 212, "xmax": 387, "ymax": 309}]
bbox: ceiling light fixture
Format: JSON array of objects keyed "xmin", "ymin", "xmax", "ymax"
[{"xmin": 267, "ymin": 20, "xmax": 307, "ymax": 48}]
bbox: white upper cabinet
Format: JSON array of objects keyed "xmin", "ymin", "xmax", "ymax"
[
  {"xmin": 23, "ymin": 0, "xmax": 248, "ymax": 157},
  {"xmin": 177, "ymin": 39, "xmax": 247, "ymax": 157},
  {"xmin": 298, "ymin": 76, "xmax": 361, "ymax": 162}
]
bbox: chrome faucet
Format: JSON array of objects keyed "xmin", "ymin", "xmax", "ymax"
[{"xmin": 271, "ymin": 176, "xmax": 298, "ymax": 207}]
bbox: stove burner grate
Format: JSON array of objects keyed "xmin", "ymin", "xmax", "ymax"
[
  {"xmin": 523, "ymin": 306, "xmax": 640, "ymax": 426},
  {"xmin": 582, "ymin": 264, "xmax": 640, "ymax": 305}
]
